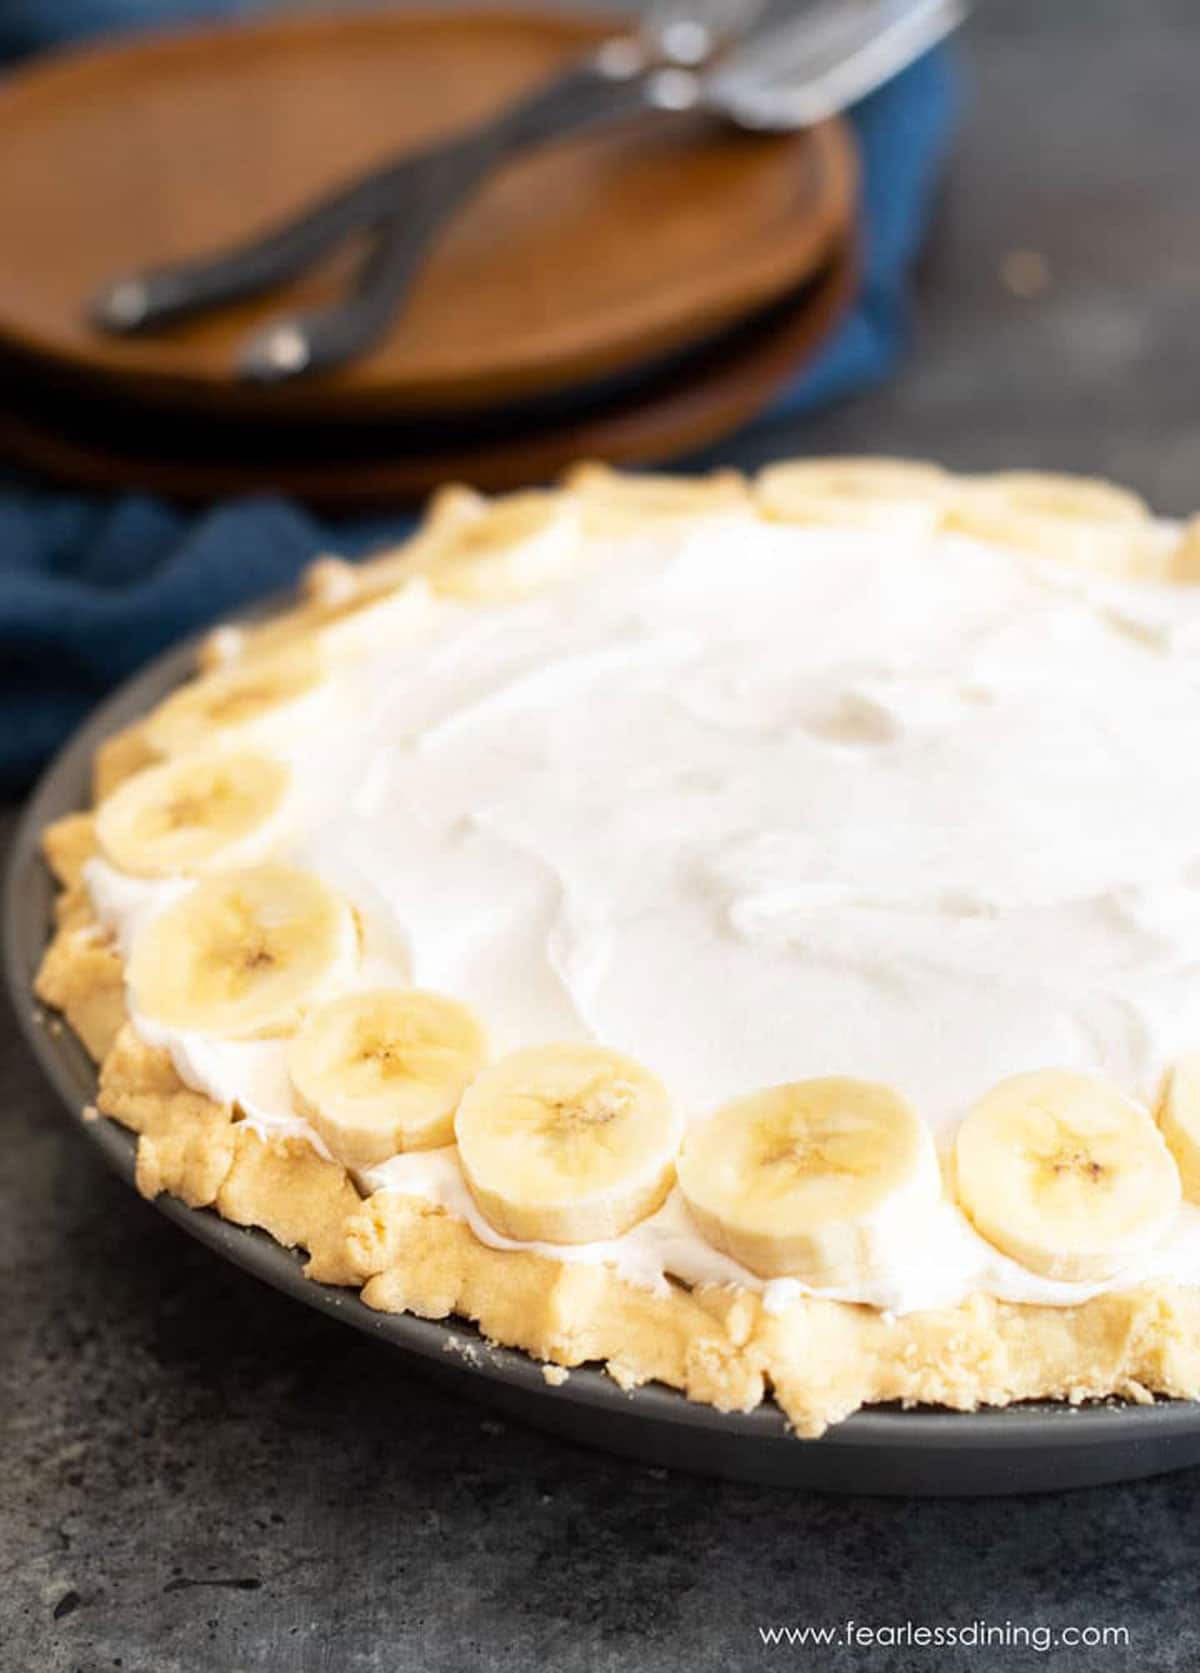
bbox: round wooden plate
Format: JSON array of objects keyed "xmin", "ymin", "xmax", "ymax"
[
  {"xmin": 0, "ymin": 8, "xmax": 856, "ymax": 418},
  {"xmin": 0, "ymin": 245, "xmax": 855, "ymax": 507}
]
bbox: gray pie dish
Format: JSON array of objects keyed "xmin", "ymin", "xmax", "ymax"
[{"xmin": 8, "ymin": 626, "xmax": 1200, "ymax": 1497}]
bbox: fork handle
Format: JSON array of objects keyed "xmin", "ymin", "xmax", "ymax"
[
  {"xmin": 90, "ymin": 53, "xmax": 655, "ymax": 337},
  {"xmin": 236, "ymin": 62, "xmax": 661, "ymax": 383}
]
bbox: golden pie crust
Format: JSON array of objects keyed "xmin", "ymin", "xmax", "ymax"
[{"xmin": 33, "ymin": 461, "xmax": 1200, "ymax": 1438}]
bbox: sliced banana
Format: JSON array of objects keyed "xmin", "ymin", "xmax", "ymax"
[
  {"xmin": 128, "ymin": 862, "xmax": 358, "ymax": 1039},
  {"xmin": 197, "ymin": 499, "xmax": 483, "ymax": 673},
  {"xmin": 1165, "ymin": 516, "xmax": 1200, "ymax": 584},
  {"xmin": 945, "ymin": 470, "xmax": 1162, "ymax": 575},
  {"xmin": 288, "ymin": 988, "xmax": 488, "ymax": 1168},
  {"xmin": 144, "ymin": 645, "xmax": 324, "ymax": 758},
  {"xmin": 234, "ymin": 575, "xmax": 435, "ymax": 669},
  {"xmin": 957, "ymin": 470, "xmax": 1148, "ymax": 525},
  {"xmin": 563, "ymin": 462, "xmax": 748, "ymax": 538},
  {"xmin": 677, "ymin": 1078, "xmax": 940, "ymax": 1284},
  {"xmin": 954, "ymin": 1069, "xmax": 1181, "ymax": 1282},
  {"xmin": 454, "ymin": 1043, "xmax": 681, "ymax": 1244},
  {"xmin": 202, "ymin": 554, "xmax": 360, "ymax": 667},
  {"xmin": 419, "ymin": 490, "xmax": 583, "ymax": 602},
  {"xmin": 1157, "ymin": 1057, "xmax": 1200, "ymax": 1201},
  {"xmin": 95, "ymin": 749, "xmax": 290, "ymax": 879},
  {"xmin": 754, "ymin": 456, "xmax": 950, "ymax": 537}
]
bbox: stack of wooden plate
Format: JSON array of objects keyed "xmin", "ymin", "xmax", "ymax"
[{"xmin": 0, "ymin": 9, "xmax": 858, "ymax": 507}]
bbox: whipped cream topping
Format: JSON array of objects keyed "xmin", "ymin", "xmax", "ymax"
[{"xmin": 86, "ymin": 514, "xmax": 1200, "ymax": 1313}]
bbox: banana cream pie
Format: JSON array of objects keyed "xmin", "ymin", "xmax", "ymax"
[{"xmin": 35, "ymin": 459, "xmax": 1200, "ymax": 1436}]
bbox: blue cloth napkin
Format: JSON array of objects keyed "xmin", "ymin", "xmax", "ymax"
[{"xmin": 0, "ymin": 14, "xmax": 958, "ymax": 792}]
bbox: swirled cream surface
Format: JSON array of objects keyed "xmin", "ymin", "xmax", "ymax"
[{"xmin": 86, "ymin": 515, "xmax": 1200, "ymax": 1313}]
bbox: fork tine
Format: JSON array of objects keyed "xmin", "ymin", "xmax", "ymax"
[
  {"xmin": 716, "ymin": 0, "xmax": 891, "ymax": 84},
  {"xmin": 645, "ymin": 0, "xmax": 765, "ymax": 63},
  {"xmin": 726, "ymin": 0, "xmax": 950, "ymax": 87},
  {"xmin": 712, "ymin": 0, "xmax": 966, "ymax": 126}
]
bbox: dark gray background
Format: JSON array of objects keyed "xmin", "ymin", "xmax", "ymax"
[{"xmin": 5, "ymin": 3, "xmax": 1200, "ymax": 1670}]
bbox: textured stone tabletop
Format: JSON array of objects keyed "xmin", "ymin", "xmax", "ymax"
[{"xmin": 6, "ymin": 3, "xmax": 1200, "ymax": 1669}]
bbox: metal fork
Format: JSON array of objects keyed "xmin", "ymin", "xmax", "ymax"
[
  {"xmin": 233, "ymin": 0, "xmax": 963, "ymax": 384},
  {"xmin": 91, "ymin": 0, "xmax": 776, "ymax": 353}
]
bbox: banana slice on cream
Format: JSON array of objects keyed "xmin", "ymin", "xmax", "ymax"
[
  {"xmin": 226, "ymin": 576, "xmax": 435, "ymax": 670},
  {"xmin": 95, "ymin": 749, "xmax": 290, "ymax": 879},
  {"xmin": 945, "ymin": 470, "xmax": 1163, "ymax": 576},
  {"xmin": 288, "ymin": 988, "xmax": 488, "ymax": 1167},
  {"xmin": 144, "ymin": 646, "xmax": 324, "ymax": 758},
  {"xmin": 563, "ymin": 462, "xmax": 748, "ymax": 538},
  {"xmin": 954, "ymin": 1069, "xmax": 1181, "ymax": 1281},
  {"xmin": 754, "ymin": 456, "xmax": 950, "ymax": 536},
  {"xmin": 1157, "ymin": 1057, "xmax": 1200, "ymax": 1202},
  {"xmin": 128, "ymin": 863, "xmax": 357, "ymax": 1039},
  {"xmin": 677, "ymin": 1078, "xmax": 941, "ymax": 1284},
  {"xmin": 1164, "ymin": 516, "xmax": 1200, "ymax": 584},
  {"xmin": 454, "ymin": 1043, "xmax": 681, "ymax": 1244},
  {"xmin": 421, "ymin": 490, "xmax": 583, "ymax": 602}
]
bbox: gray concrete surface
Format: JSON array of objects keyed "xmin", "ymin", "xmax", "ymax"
[{"xmin": 6, "ymin": 3, "xmax": 1200, "ymax": 1669}]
